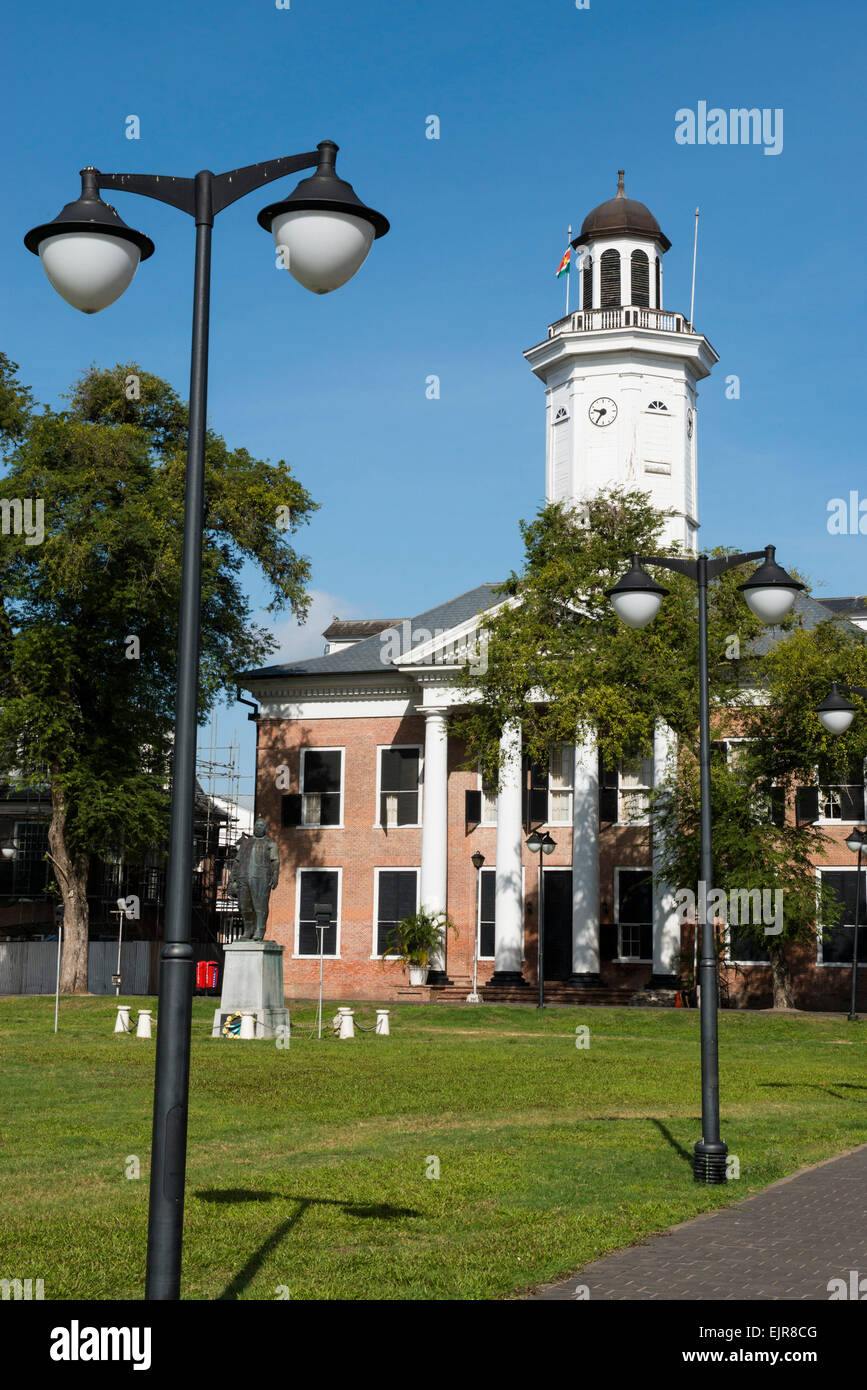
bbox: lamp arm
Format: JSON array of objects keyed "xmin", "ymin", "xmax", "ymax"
[
  {"xmin": 840, "ymin": 684, "xmax": 867, "ymax": 699},
  {"xmin": 640, "ymin": 551, "xmax": 767, "ymax": 583},
  {"xmin": 92, "ymin": 150, "xmax": 321, "ymax": 220}
]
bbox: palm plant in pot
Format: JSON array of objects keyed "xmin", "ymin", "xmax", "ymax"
[{"xmin": 380, "ymin": 907, "xmax": 457, "ymax": 985}]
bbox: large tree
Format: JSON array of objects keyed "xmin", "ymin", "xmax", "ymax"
[
  {"xmin": 452, "ymin": 489, "xmax": 867, "ymax": 1008},
  {"xmin": 0, "ymin": 359, "xmax": 316, "ymax": 991}
]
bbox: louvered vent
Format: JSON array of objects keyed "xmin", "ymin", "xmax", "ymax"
[
  {"xmin": 600, "ymin": 249, "xmax": 621, "ymax": 308},
  {"xmin": 631, "ymin": 250, "xmax": 649, "ymax": 306}
]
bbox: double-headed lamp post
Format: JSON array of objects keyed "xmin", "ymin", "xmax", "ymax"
[
  {"xmin": 25, "ymin": 141, "xmax": 389, "ymax": 1299},
  {"xmin": 527, "ymin": 829, "xmax": 556, "ymax": 1009},
  {"xmin": 816, "ymin": 684, "xmax": 867, "ymax": 1021},
  {"xmin": 606, "ymin": 545, "xmax": 803, "ymax": 1183}
]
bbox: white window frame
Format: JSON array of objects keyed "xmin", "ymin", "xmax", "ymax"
[
  {"xmin": 815, "ymin": 756, "xmax": 867, "ymax": 826},
  {"xmin": 815, "ymin": 866, "xmax": 867, "ymax": 967},
  {"xmin": 547, "ymin": 743, "xmax": 574, "ymax": 825},
  {"xmin": 294, "ymin": 866, "xmax": 342, "ymax": 959},
  {"xmin": 371, "ymin": 866, "xmax": 420, "ymax": 959},
  {"xmin": 477, "ymin": 764, "xmax": 498, "ymax": 826},
  {"xmin": 299, "ymin": 747, "xmax": 344, "ymax": 829},
  {"xmin": 617, "ymin": 756, "xmax": 653, "ymax": 826},
  {"xmin": 614, "ymin": 864, "xmax": 654, "ymax": 962},
  {"xmin": 375, "ymin": 744, "xmax": 423, "ymax": 828}
]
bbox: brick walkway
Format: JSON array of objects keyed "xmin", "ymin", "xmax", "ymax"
[{"xmin": 530, "ymin": 1143, "xmax": 867, "ymax": 1300}]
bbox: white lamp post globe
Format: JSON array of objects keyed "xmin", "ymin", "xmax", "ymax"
[
  {"xmin": 741, "ymin": 584, "xmax": 798, "ymax": 624},
  {"xmin": 845, "ymin": 830, "xmax": 865, "ymax": 855},
  {"xmin": 610, "ymin": 589, "xmax": 665, "ymax": 630},
  {"xmin": 818, "ymin": 706, "xmax": 856, "ymax": 736},
  {"xmin": 271, "ymin": 209, "xmax": 375, "ymax": 294},
  {"xmin": 37, "ymin": 231, "xmax": 141, "ymax": 314}
]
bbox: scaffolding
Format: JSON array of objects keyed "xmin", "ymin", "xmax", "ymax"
[{"xmin": 194, "ymin": 709, "xmax": 255, "ymax": 945}]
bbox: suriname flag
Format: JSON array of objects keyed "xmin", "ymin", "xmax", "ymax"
[{"xmin": 556, "ymin": 248, "xmax": 571, "ymax": 277}]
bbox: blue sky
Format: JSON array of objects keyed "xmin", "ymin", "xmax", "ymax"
[{"xmin": 4, "ymin": 0, "xmax": 866, "ymax": 798}]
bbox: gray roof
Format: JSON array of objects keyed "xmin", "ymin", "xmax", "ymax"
[
  {"xmin": 815, "ymin": 596, "xmax": 867, "ymax": 618},
  {"xmin": 241, "ymin": 582, "xmax": 503, "ymax": 682}
]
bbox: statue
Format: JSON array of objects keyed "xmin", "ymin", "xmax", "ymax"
[{"xmin": 230, "ymin": 818, "xmax": 280, "ymax": 941}]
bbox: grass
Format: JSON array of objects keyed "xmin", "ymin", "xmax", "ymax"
[{"xmin": 1, "ymin": 995, "xmax": 866, "ymax": 1300}]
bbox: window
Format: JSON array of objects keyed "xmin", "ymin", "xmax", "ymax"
[
  {"xmin": 296, "ymin": 869, "xmax": 339, "ymax": 956},
  {"xmin": 480, "ymin": 766, "xmax": 498, "ymax": 825},
  {"xmin": 646, "ymin": 400, "xmax": 668, "ymax": 412},
  {"xmin": 619, "ymin": 756, "xmax": 653, "ymax": 824},
  {"xmin": 727, "ymin": 919, "xmax": 771, "ymax": 963},
  {"xmin": 582, "ymin": 255, "xmax": 593, "ymax": 310},
  {"xmin": 817, "ymin": 757, "xmax": 865, "ymax": 823},
  {"xmin": 478, "ymin": 868, "xmax": 496, "ymax": 959},
  {"xmin": 631, "ymin": 249, "xmax": 649, "ymax": 306},
  {"xmin": 300, "ymin": 749, "xmax": 343, "ymax": 826},
  {"xmin": 8, "ymin": 820, "xmax": 49, "ymax": 897},
  {"xmin": 374, "ymin": 869, "xmax": 418, "ymax": 957},
  {"xmin": 379, "ymin": 747, "xmax": 421, "ymax": 826},
  {"xmin": 818, "ymin": 869, "xmax": 867, "ymax": 965},
  {"xmin": 548, "ymin": 744, "xmax": 573, "ymax": 823},
  {"xmin": 600, "ymin": 249, "xmax": 621, "ymax": 308},
  {"xmin": 655, "ymin": 255, "xmax": 661, "ymax": 309},
  {"xmin": 616, "ymin": 868, "xmax": 653, "ymax": 960},
  {"xmin": 553, "ymin": 406, "xmax": 569, "ymax": 423}
]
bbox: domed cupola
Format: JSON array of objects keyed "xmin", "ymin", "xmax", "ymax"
[{"xmin": 571, "ymin": 171, "xmax": 670, "ymax": 311}]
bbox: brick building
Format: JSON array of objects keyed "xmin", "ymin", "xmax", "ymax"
[{"xmin": 240, "ymin": 175, "xmax": 867, "ymax": 1011}]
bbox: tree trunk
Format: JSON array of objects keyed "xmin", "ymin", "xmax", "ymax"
[
  {"xmin": 767, "ymin": 939, "xmax": 795, "ymax": 1009},
  {"xmin": 49, "ymin": 776, "xmax": 90, "ymax": 994}
]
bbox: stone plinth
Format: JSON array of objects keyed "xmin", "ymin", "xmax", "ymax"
[{"xmin": 212, "ymin": 940, "xmax": 290, "ymax": 1040}]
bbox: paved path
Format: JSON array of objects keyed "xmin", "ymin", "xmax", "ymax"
[{"xmin": 531, "ymin": 1143, "xmax": 867, "ymax": 1300}]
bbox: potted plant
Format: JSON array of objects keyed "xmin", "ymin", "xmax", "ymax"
[{"xmin": 380, "ymin": 907, "xmax": 457, "ymax": 985}]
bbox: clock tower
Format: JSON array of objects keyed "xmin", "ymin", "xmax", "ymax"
[{"xmin": 523, "ymin": 172, "xmax": 718, "ymax": 552}]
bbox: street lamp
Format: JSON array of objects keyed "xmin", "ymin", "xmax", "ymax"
[
  {"xmin": 606, "ymin": 544, "xmax": 803, "ymax": 1183},
  {"xmin": 468, "ymin": 851, "xmax": 485, "ymax": 1004},
  {"xmin": 527, "ymin": 829, "xmax": 556, "ymax": 1008},
  {"xmin": 844, "ymin": 829, "xmax": 866, "ymax": 1022},
  {"xmin": 25, "ymin": 141, "xmax": 388, "ymax": 1300}
]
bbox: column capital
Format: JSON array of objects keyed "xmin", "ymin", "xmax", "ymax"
[{"xmin": 415, "ymin": 704, "xmax": 450, "ymax": 722}]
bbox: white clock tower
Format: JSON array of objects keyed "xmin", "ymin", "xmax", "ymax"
[{"xmin": 524, "ymin": 172, "xmax": 718, "ymax": 551}]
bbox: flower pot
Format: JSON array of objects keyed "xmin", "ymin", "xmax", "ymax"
[{"xmin": 408, "ymin": 965, "xmax": 430, "ymax": 986}]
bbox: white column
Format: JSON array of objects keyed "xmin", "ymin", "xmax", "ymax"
[
  {"xmin": 419, "ymin": 707, "xmax": 449, "ymax": 972},
  {"xmin": 652, "ymin": 720, "xmax": 680, "ymax": 982},
  {"xmin": 571, "ymin": 732, "xmax": 601, "ymax": 981},
  {"xmin": 494, "ymin": 720, "xmax": 524, "ymax": 978}
]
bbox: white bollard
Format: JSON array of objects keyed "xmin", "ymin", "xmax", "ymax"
[
  {"xmin": 337, "ymin": 1006, "xmax": 355, "ymax": 1039},
  {"xmin": 375, "ymin": 1009, "xmax": 390, "ymax": 1035},
  {"xmin": 240, "ymin": 1012, "xmax": 256, "ymax": 1040},
  {"xmin": 114, "ymin": 1004, "xmax": 131, "ymax": 1034},
  {"xmin": 136, "ymin": 1009, "xmax": 153, "ymax": 1038}
]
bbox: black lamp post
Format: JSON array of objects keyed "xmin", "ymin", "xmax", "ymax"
[
  {"xmin": 606, "ymin": 545, "xmax": 803, "ymax": 1183},
  {"xmin": 527, "ymin": 829, "xmax": 556, "ymax": 1008},
  {"xmin": 843, "ymin": 829, "xmax": 867, "ymax": 1022},
  {"xmin": 469, "ymin": 851, "xmax": 485, "ymax": 1003},
  {"xmin": 25, "ymin": 142, "xmax": 388, "ymax": 1300},
  {"xmin": 816, "ymin": 687, "xmax": 867, "ymax": 1021}
]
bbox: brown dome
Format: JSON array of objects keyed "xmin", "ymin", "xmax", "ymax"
[{"xmin": 574, "ymin": 171, "xmax": 670, "ymax": 251}]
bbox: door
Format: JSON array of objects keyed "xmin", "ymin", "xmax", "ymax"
[{"xmin": 542, "ymin": 869, "xmax": 572, "ymax": 980}]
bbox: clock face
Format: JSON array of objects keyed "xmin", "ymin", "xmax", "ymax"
[
  {"xmin": 589, "ymin": 397, "xmax": 617, "ymax": 427},
  {"xmin": 687, "ymin": 408, "xmax": 694, "ymax": 438}
]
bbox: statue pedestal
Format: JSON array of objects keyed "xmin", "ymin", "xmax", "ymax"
[{"xmin": 212, "ymin": 941, "xmax": 290, "ymax": 1040}]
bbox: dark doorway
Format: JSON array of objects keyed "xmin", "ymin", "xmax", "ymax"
[{"xmin": 543, "ymin": 869, "xmax": 572, "ymax": 980}]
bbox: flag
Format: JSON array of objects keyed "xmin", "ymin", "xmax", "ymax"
[{"xmin": 556, "ymin": 247, "xmax": 570, "ymax": 278}]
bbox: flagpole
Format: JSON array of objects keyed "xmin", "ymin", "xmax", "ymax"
[
  {"xmin": 565, "ymin": 224, "xmax": 571, "ymax": 315},
  {"xmin": 689, "ymin": 207, "xmax": 700, "ymax": 329}
]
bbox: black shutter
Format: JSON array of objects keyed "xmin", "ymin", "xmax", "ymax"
[
  {"xmin": 710, "ymin": 740, "xmax": 727, "ymax": 762},
  {"xmin": 281, "ymin": 794, "xmax": 302, "ymax": 827},
  {"xmin": 599, "ymin": 923, "xmax": 618, "ymax": 961},
  {"xmin": 795, "ymin": 786, "xmax": 820, "ymax": 825},
  {"xmin": 465, "ymin": 789, "xmax": 482, "ymax": 828},
  {"xmin": 479, "ymin": 869, "xmax": 496, "ymax": 958},
  {"xmin": 525, "ymin": 787, "xmax": 547, "ymax": 827},
  {"xmin": 769, "ymin": 788, "xmax": 786, "ymax": 826},
  {"xmin": 631, "ymin": 249, "xmax": 649, "ymax": 307}
]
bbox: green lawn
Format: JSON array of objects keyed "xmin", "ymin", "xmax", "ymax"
[{"xmin": 2, "ymin": 995, "xmax": 865, "ymax": 1300}]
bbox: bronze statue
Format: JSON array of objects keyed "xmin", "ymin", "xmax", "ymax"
[{"xmin": 230, "ymin": 818, "xmax": 280, "ymax": 941}]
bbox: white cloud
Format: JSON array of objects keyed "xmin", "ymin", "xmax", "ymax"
[{"xmin": 267, "ymin": 588, "xmax": 368, "ymax": 664}]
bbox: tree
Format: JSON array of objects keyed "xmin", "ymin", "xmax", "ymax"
[
  {"xmin": 451, "ymin": 489, "xmax": 867, "ymax": 1008},
  {"xmin": 0, "ymin": 361, "xmax": 316, "ymax": 991}
]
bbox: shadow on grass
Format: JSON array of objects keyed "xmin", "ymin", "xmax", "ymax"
[
  {"xmin": 196, "ymin": 1191, "xmax": 420, "ymax": 1300},
  {"xmin": 649, "ymin": 1118, "xmax": 694, "ymax": 1167},
  {"xmin": 758, "ymin": 1081, "xmax": 867, "ymax": 1102}
]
